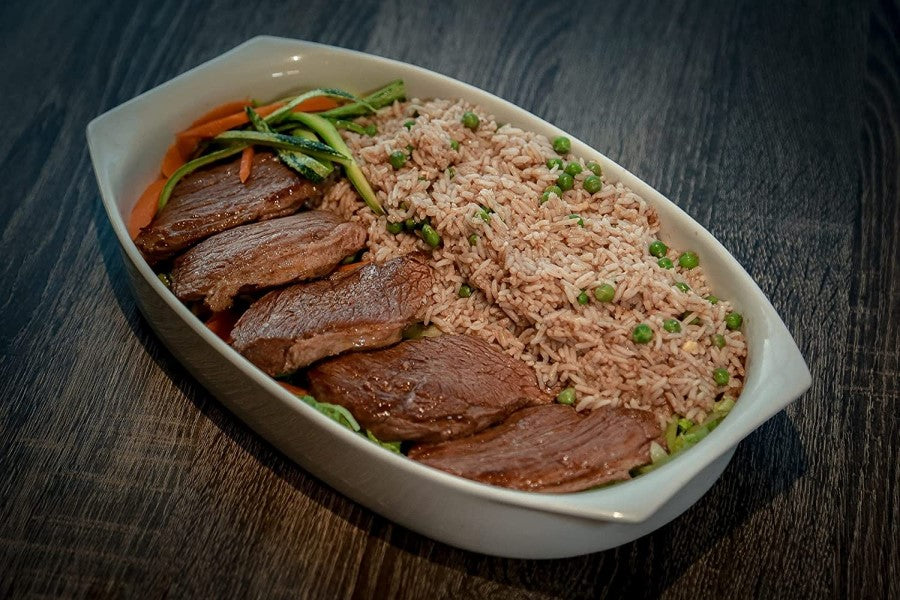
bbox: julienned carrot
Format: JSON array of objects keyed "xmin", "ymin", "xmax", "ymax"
[
  {"xmin": 239, "ymin": 146, "xmax": 255, "ymax": 183},
  {"xmin": 190, "ymin": 99, "xmax": 254, "ymax": 127},
  {"xmin": 336, "ymin": 259, "xmax": 371, "ymax": 274},
  {"xmin": 277, "ymin": 381, "xmax": 309, "ymax": 397},
  {"xmin": 287, "ymin": 96, "xmax": 340, "ymax": 113},
  {"xmin": 128, "ymin": 178, "xmax": 167, "ymax": 239},
  {"xmin": 161, "ymin": 142, "xmax": 186, "ymax": 178},
  {"xmin": 205, "ymin": 310, "xmax": 239, "ymax": 344},
  {"xmin": 177, "ymin": 102, "xmax": 284, "ymax": 141}
]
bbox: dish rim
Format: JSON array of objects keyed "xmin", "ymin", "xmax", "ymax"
[{"xmin": 87, "ymin": 35, "xmax": 812, "ymax": 524}]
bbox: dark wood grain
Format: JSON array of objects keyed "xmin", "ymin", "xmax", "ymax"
[{"xmin": 1, "ymin": 0, "xmax": 898, "ymax": 598}]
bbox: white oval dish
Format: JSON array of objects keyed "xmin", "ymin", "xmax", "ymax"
[{"xmin": 86, "ymin": 36, "xmax": 811, "ymax": 559}]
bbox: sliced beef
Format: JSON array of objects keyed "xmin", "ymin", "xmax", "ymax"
[
  {"xmin": 307, "ymin": 335, "xmax": 551, "ymax": 443},
  {"xmin": 169, "ymin": 211, "xmax": 367, "ymax": 312},
  {"xmin": 408, "ymin": 404, "xmax": 660, "ymax": 493},
  {"xmin": 136, "ymin": 152, "xmax": 325, "ymax": 264},
  {"xmin": 231, "ymin": 254, "xmax": 432, "ymax": 376}
]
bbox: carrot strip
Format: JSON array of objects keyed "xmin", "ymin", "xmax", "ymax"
[
  {"xmin": 177, "ymin": 102, "xmax": 284, "ymax": 140},
  {"xmin": 128, "ymin": 178, "xmax": 167, "ymax": 239},
  {"xmin": 239, "ymin": 146, "xmax": 255, "ymax": 183},
  {"xmin": 205, "ymin": 310, "xmax": 239, "ymax": 344},
  {"xmin": 289, "ymin": 96, "xmax": 340, "ymax": 113},
  {"xmin": 189, "ymin": 99, "xmax": 254, "ymax": 127},
  {"xmin": 277, "ymin": 381, "xmax": 310, "ymax": 397},
  {"xmin": 161, "ymin": 143, "xmax": 186, "ymax": 178},
  {"xmin": 336, "ymin": 259, "xmax": 371, "ymax": 274}
]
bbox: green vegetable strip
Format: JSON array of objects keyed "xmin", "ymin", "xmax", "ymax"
[
  {"xmin": 332, "ymin": 119, "xmax": 373, "ymax": 136},
  {"xmin": 319, "ymin": 80, "xmax": 406, "ymax": 120},
  {"xmin": 289, "ymin": 111, "xmax": 385, "ymax": 215},
  {"xmin": 246, "ymin": 107, "xmax": 332, "ymax": 182},
  {"xmin": 157, "ymin": 145, "xmax": 246, "ymax": 210},
  {"xmin": 265, "ymin": 88, "xmax": 369, "ymax": 125},
  {"xmin": 213, "ymin": 130, "xmax": 348, "ymax": 162}
]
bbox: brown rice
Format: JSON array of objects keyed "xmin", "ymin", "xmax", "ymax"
[{"xmin": 313, "ymin": 98, "xmax": 747, "ymax": 427}]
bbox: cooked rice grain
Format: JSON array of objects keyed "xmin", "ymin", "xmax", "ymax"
[{"xmin": 314, "ymin": 99, "xmax": 747, "ymax": 427}]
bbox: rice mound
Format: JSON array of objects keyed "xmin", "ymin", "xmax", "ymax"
[{"xmin": 314, "ymin": 99, "xmax": 747, "ymax": 427}]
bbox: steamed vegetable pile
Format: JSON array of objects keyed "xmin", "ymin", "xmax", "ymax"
[{"xmin": 128, "ymin": 81, "xmax": 406, "ymax": 237}]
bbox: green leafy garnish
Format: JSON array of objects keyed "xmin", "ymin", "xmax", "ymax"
[
  {"xmin": 366, "ymin": 430, "xmax": 402, "ymax": 454},
  {"xmin": 299, "ymin": 395, "xmax": 360, "ymax": 432}
]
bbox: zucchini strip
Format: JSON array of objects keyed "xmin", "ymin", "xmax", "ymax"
[
  {"xmin": 318, "ymin": 80, "xmax": 406, "ymax": 120},
  {"xmin": 213, "ymin": 130, "xmax": 348, "ymax": 162},
  {"xmin": 265, "ymin": 88, "xmax": 371, "ymax": 125},
  {"xmin": 246, "ymin": 107, "xmax": 333, "ymax": 182},
  {"xmin": 290, "ymin": 112, "xmax": 385, "ymax": 215},
  {"xmin": 332, "ymin": 119, "xmax": 374, "ymax": 136},
  {"xmin": 158, "ymin": 145, "xmax": 245, "ymax": 211}
]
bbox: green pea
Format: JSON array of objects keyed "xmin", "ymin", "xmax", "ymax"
[
  {"xmin": 663, "ymin": 318, "xmax": 682, "ymax": 333},
  {"xmin": 706, "ymin": 295, "xmax": 719, "ymax": 305},
  {"xmin": 421, "ymin": 224, "xmax": 442, "ymax": 248},
  {"xmin": 557, "ymin": 172, "xmax": 575, "ymax": 191},
  {"xmin": 658, "ymin": 257, "xmax": 674, "ymax": 269},
  {"xmin": 725, "ymin": 312, "xmax": 743, "ymax": 330},
  {"xmin": 403, "ymin": 120, "xmax": 415, "ymax": 129},
  {"xmin": 461, "ymin": 111, "xmax": 480, "ymax": 130},
  {"xmin": 711, "ymin": 333, "xmax": 726, "ymax": 348},
  {"xmin": 544, "ymin": 184, "xmax": 563, "ymax": 199},
  {"xmin": 404, "ymin": 217, "xmax": 418, "ymax": 231},
  {"xmin": 450, "ymin": 139, "xmax": 460, "ymax": 151},
  {"xmin": 568, "ymin": 214, "xmax": 585, "ymax": 227},
  {"xmin": 546, "ymin": 157, "xmax": 564, "ymax": 170},
  {"xmin": 713, "ymin": 368, "xmax": 730, "ymax": 386},
  {"xmin": 389, "ymin": 150, "xmax": 407, "ymax": 169},
  {"xmin": 564, "ymin": 162, "xmax": 582, "ymax": 176},
  {"xmin": 632, "ymin": 323, "xmax": 654, "ymax": 344},
  {"xmin": 593, "ymin": 283, "xmax": 615, "ymax": 302},
  {"xmin": 577, "ymin": 291, "xmax": 590, "ymax": 305},
  {"xmin": 386, "ymin": 221, "xmax": 403, "ymax": 234},
  {"xmin": 583, "ymin": 175, "xmax": 603, "ymax": 193},
  {"xmin": 556, "ymin": 387, "xmax": 576, "ymax": 405},
  {"xmin": 678, "ymin": 251, "xmax": 699, "ymax": 269},
  {"xmin": 649, "ymin": 240, "xmax": 668, "ymax": 258},
  {"xmin": 478, "ymin": 207, "xmax": 492, "ymax": 223},
  {"xmin": 674, "ymin": 281, "xmax": 691, "ymax": 293},
  {"xmin": 458, "ymin": 284, "xmax": 473, "ymax": 298},
  {"xmin": 552, "ymin": 136, "xmax": 571, "ymax": 154},
  {"xmin": 586, "ymin": 161, "xmax": 603, "ymax": 177},
  {"xmin": 468, "ymin": 233, "xmax": 478, "ymax": 246}
]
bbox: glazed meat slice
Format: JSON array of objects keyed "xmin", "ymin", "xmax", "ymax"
[
  {"xmin": 408, "ymin": 404, "xmax": 660, "ymax": 493},
  {"xmin": 231, "ymin": 254, "xmax": 432, "ymax": 376},
  {"xmin": 135, "ymin": 152, "xmax": 325, "ymax": 264},
  {"xmin": 169, "ymin": 211, "xmax": 367, "ymax": 312},
  {"xmin": 307, "ymin": 335, "xmax": 551, "ymax": 443}
]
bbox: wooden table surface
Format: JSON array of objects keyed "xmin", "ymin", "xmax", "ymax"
[{"xmin": 2, "ymin": 0, "xmax": 898, "ymax": 597}]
